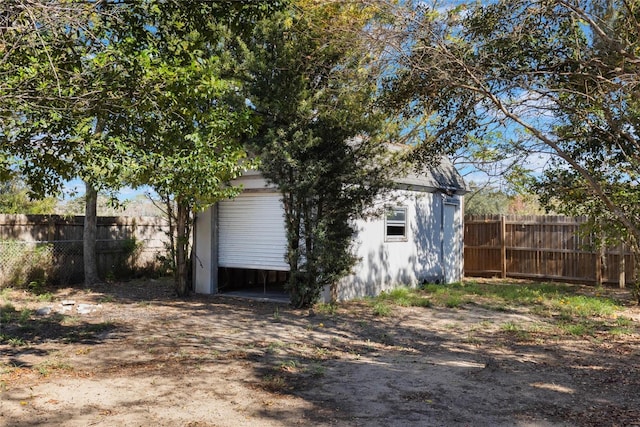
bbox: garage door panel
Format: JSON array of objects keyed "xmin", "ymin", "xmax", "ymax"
[{"xmin": 218, "ymin": 193, "xmax": 289, "ymax": 271}]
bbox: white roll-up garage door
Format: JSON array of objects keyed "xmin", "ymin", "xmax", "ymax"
[{"xmin": 218, "ymin": 192, "xmax": 289, "ymax": 271}]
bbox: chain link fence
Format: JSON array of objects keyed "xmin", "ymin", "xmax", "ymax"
[{"xmin": 0, "ymin": 239, "xmax": 164, "ymax": 288}]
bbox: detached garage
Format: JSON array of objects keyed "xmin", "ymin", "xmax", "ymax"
[{"xmin": 193, "ymin": 159, "xmax": 467, "ymax": 301}]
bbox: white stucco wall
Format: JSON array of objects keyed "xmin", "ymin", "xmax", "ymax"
[
  {"xmin": 336, "ymin": 190, "xmax": 462, "ymax": 300},
  {"xmin": 193, "ymin": 186, "xmax": 464, "ymax": 300}
]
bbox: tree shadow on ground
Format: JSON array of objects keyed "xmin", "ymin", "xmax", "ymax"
[{"xmin": 1, "ymin": 280, "xmax": 639, "ymax": 426}]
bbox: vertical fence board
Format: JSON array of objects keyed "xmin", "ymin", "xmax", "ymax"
[{"xmin": 464, "ymin": 214, "xmax": 635, "ymax": 285}]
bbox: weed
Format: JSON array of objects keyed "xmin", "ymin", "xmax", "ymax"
[
  {"xmin": 61, "ymin": 315, "xmax": 80, "ymax": 326},
  {"xmin": 377, "ymin": 287, "xmax": 432, "ymax": 308},
  {"xmin": 86, "ymin": 321, "xmax": 114, "ymax": 333},
  {"xmin": 372, "ymin": 302, "xmax": 392, "ymax": 317},
  {"xmin": 307, "ymin": 363, "xmax": 326, "ymax": 377},
  {"xmin": 444, "ymin": 295, "xmax": 465, "ymax": 308},
  {"xmin": 272, "ymin": 307, "xmax": 281, "ymax": 322},
  {"xmin": 7, "ymin": 337, "xmax": 26, "ymax": 347},
  {"xmin": 550, "ymin": 295, "xmax": 619, "ymax": 318},
  {"xmin": 500, "ymin": 321, "xmax": 522, "ymax": 332},
  {"xmin": 99, "ymin": 294, "xmax": 115, "ymax": 303},
  {"xmin": 500, "ymin": 321, "xmax": 532, "ymax": 340},
  {"xmin": 173, "ymin": 350, "xmax": 190, "ymax": 360},
  {"xmin": 262, "ymin": 374, "xmax": 288, "ymax": 392},
  {"xmin": 479, "ymin": 320, "xmax": 493, "ymax": 328},
  {"xmin": 316, "ymin": 302, "xmax": 338, "ymax": 316},
  {"xmin": 615, "ymin": 316, "xmax": 634, "ymax": 327},
  {"xmin": 463, "ymin": 334, "xmax": 482, "ymax": 345},
  {"xmin": 27, "ymin": 281, "xmax": 46, "ymax": 295},
  {"xmin": 36, "ymin": 292, "xmax": 53, "ymax": 303},
  {"xmin": 18, "ymin": 309, "xmax": 32, "ymax": 324},
  {"xmin": 558, "ymin": 321, "xmax": 597, "ymax": 336},
  {"xmin": 313, "ymin": 346, "xmax": 331, "ymax": 359},
  {"xmin": 279, "ymin": 360, "xmax": 299, "ymax": 372},
  {"xmin": 266, "ymin": 341, "xmax": 284, "ymax": 354},
  {"xmin": 1, "ymin": 303, "xmax": 16, "ymax": 323},
  {"xmin": 34, "ymin": 360, "xmax": 73, "ymax": 377},
  {"xmin": 610, "ymin": 326, "xmax": 634, "ymax": 336}
]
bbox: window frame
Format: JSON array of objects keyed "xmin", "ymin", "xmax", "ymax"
[{"xmin": 384, "ymin": 206, "xmax": 408, "ymax": 242}]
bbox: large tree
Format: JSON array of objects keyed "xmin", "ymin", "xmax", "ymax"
[
  {"xmin": 1, "ymin": 1, "xmax": 279, "ymax": 293},
  {"xmin": 115, "ymin": 1, "xmax": 283, "ymax": 296},
  {"xmin": 0, "ymin": 1, "xmax": 142, "ymax": 285},
  {"xmin": 385, "ymin": 0, "xmax": 640, "ymax": 295},
  {"xmin": 248, "ymin": 1, "xmax": 395, "ymax": 307}
]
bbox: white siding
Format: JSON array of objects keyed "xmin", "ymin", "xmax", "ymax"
[{"xmin": 218, "ymin": 193, "xmax": 289, "ymax": 271}]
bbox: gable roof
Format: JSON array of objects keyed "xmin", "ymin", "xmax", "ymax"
[{"xmin": 394, "ymin": 156, "xmax": 468, "ymax": 195}]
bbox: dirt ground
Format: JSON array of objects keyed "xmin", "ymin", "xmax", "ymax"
[{"xmin": 1, "ymin": 278, "xmax": 640, "ymax": 427}]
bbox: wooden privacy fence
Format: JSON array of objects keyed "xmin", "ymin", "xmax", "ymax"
[
  {"xmin": 464, "ymin": 215, "xmax": 635, "ymax": 286},
  {"xmin": 0, "ymin": 214, "xmax": 171, "ymax": 287}
]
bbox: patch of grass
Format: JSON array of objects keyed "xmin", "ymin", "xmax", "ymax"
[
  {"xmin": 420, "ymin": 284, "xmax": 470, "ymax": 308},
  {"xmin": 1, "ymin": 334, "xmax": 27, "ymax": 347},
  {"xmin": 36, "ymin": 292, "xmax": 53, "ymax": 303},
  {"xmin": 463, "ymin": 333, "xmax": 482, "ymax": 344},
  {"xmin": 615, "ymin": 316, "xmax": 634, "ymax": 327},
  {"xmin": 444, "ymin": 294, "xmax": 465, "ymax": 308},
  {"xmin": 1, "ymin": 303, "xmax": 16, "ymax": 323},
  {"xmin": 261, "ymin": 374, "xmax": 288, "ymax": 393},
  {"xmin": 98, "ymin": 294, "xmax": 115, "ymax": 303},
  {"xmin": 0, "ymin": 287, "xmax": 12, "ymax": 301},
  {"xmin": 610, "ymin": 326, "xmax": 635, "ymax": 336},
  {"xmin": 372, "ymin": 302, "xmax": 392, "ymax": 317},
  {"xmin": 266, "ymin": 341, "xmax": 285, "ymax": 354},
  {"xmin": 18, "ymin": 309, "xmax": 32, "ymax": 325},
  {"xmin": 313, "ymin": 346, "xmax": 331, "ymax": 359},
  {"xmin": 421, "ymin": 281, "xmax": 626, "ymax": 323},
  {"xmin": 7, "ymin": 337, "xmax": 27, "ymax": 347},
  {"xmin": 27, "ymin": 281, "xmax": 47, "ymax": 295},
  {"xmin": 549, "ymin": 295, "xmax": 619, "ymax": 318},
  {"xmin": 86, "ymin": 321, "xmax": 115, "ymax": 333},
  {"xmin": 61, "ymin": 315, "xmax": 81, "ymax": 326},
  {"xmin": 500, "ymin": 321, "xmax": 532, "ymax": 340},
  {"xmin": 307, "ymin": 363, "xmax": 326, "ymax": 377},
  {"xmin": 557, "ymin": 320, "xmax": 599, "ymax": 337},
  {"xmin": 377, "ymin": 287, "xmax": 432, "ymax": 308},
  {"xmin": 500, "ymin": 321, "xmax": 522, "ymax": 332},
  {"xmin": 34, "ymin": 360, "xmax": 73, "ymax": 377},
  {"xmin": 315, "ymin": 302, "xmax": 338, "ymax": 316},
  {"xmin": 279, "ymin": 360, "xmax": 299, "ymax": 372}
]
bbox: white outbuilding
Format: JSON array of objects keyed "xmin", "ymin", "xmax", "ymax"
[{"xmin": 193, "ymin": 157, "xmax": 467, "ymax": 301}]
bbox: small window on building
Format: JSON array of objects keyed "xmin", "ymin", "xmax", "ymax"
[{"xmin": 385, "ymin": 206, "xmax": 407, "ymax": 241}]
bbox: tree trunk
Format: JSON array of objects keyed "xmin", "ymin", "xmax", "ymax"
[
  {"xmin": 175, "ymin": 200, "xmax": 190, "ymax": 297},
  {"xmin": 83, "ymin": 180, "xmax": 100, "ymax": 286},
  {"xmin": 165, "ymin": 193, "xmax": 176, "ymax": 272}
]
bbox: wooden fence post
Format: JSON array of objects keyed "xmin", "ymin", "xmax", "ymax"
[
  {"xmin": 501, "ymin": 215, "xmax": 507, "ymax": 279},
  {"xmin": 619, "ymin": 242, "xmax": 626, "ymax": 289},
  {"xmin": 595, "ymin": 237, "xmax": 603, "ymax": 287}
]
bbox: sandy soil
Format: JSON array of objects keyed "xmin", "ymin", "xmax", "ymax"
[{"xmin": 1, "ymin": 278, "xmax": 639, "ymax": 427}]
